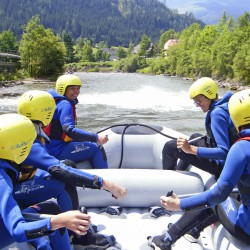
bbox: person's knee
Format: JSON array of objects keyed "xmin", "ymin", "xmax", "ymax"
[
  {"xmin": 162, "ymin": 140, "xmax": 176, "ymax": 154},
  {"xmin": 61, "ymin": 159, "xmax": 77, "ymax": 168},
  {"xmin": 32, "ymin": 201, "xmax": 62, "ymax": 215},
  {"xmin": 189, "ymin": 133, "xmax": 202, "ymax": 140}
]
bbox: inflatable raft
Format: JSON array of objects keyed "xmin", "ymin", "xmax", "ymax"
[{"xmin": 3, "ymin": 124, "xmax": 250, "ymax": 250}]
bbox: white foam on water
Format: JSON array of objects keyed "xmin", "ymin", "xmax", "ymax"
[
  {"xmin": 78, "ymin": 85, "xmax": 198, "ymax": 112},
  {"xmin": 0, "ymin": 98, "xmax": 18, "ymax": 113}
]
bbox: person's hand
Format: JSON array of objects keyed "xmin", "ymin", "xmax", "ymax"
[
  {"xmin": 177, "ymin": 136, "xmax": 197, "ymax": 155},
  {"xmin": 160, "ymin": 193, "xmax": 180, "ymax": 211},
  {"xmin": 102, "ymin": 179, "xmax": 128, "ymax": 199},
  {"xmin": 97, "ymin": 134, "xmax": 109, "ymax": 145},
  {"xmin": 50, "ymin": 210, "xmax": 91, "ymax": 235}
]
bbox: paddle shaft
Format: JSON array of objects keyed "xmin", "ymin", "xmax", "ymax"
[
  {"xmin": 188, "ymin": 134, "xmax": 207, "ymax": 144},
  {"xmin": 22, "ymin": 212, "xmax": 52, "ymax": 221}
]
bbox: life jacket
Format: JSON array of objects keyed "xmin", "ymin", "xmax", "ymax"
[
  {"xmin": 205, "ymin": 105, "xmax": 239, "ymax": 148},
  {"xmin": 43, "ymin": 98, "xmax": 76, "ymax": 143}
]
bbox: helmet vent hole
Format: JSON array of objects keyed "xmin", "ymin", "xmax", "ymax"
[{"xmin": 20, "ymin": 148, "xmax": 28, "ymax": 157}]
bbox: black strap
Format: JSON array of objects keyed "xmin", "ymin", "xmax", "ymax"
[
  {"xmin": 148, "ymin": 206, "xmax": 170, "ymax": 218},
  {"xmin": 100, "ymin": 206, "xmax": 123, "ymax": 215}
]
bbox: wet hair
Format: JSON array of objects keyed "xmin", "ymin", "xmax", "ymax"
[{"xmin": 239, "ymin": 124, "xmax": 250, "ymax": 132}]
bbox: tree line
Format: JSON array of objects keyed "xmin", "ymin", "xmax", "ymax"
[
  {"xmin": 0, "ymin": 12, "xmax": 250, "ymax": 85},
  {"xmin": 0, "ymin": 0, "xmax": 201, "ymax": 47},
  {"xmin": 148, "ymin": 12, "xmax": 250, "ymax": 85}
]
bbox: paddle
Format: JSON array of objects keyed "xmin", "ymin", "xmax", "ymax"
[
  {"xmin": 22, "ymin": 212, "xmax": 52, "ymax": 221},
  {"xmin": 167, "ymin": 187, "xmax": 238, "ymax": 199}
]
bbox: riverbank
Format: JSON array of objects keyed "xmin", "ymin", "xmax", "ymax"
[
  {"xmin": 0, "ymin": 78, "xmax": 54, "ymax": 97},
  {"xmin": 0, "ymin": 74, "xmax": 248, "ymax": 98}
]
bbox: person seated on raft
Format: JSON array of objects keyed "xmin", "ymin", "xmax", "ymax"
[
  {"xmin": 15, "ymin": 90, "xmax": 127, "ymax": 249},
  {"xmin": 148, "ymin": 89, "xmax": 250, "ymax": 250},
  {"xmin": 162, "ymin": 77, "xmax": 238, "ymax": 179},
  {"xmin": 43, "ymin": 74, "xmax": 109, "ymax": 169},
  {"xmin": 0, "ymin": 113, "xmax": 91, "ymax": 250}
]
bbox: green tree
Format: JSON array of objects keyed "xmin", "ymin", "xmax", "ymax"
[
  {"xmin": 116, "ymin": 46, "xmax": 127, "ymax": 59},
  {"xmin": 95, "ymin": 49, "xmax": 104, "ymax": 62},
  {"xmin": 94, "ymin": 49, "xmax": 109, "ymax": 62},
  {"xmin": 191, "ymin": 25, "xmax": 219, "ymax": 77},
  {"xmin": 0, "ymin": 30, "xmax": 18, "ymax": 51},
  {"xmin": 139, "ymin": 34, "xmax": 150, "ymax": 58},
  {"xmin": 217, "ymin": 12, "xmax": 235, "ymax": 32},
  {"xmin": 19, "ymin": 16, "xmax": 66, "ymax": 77},
  {"xmin": 63, "ymin": 32, "xmax": 75, "ymax": 63},
  {"xmin": 127, "ymin": 42, "xmax": 134, "ymax": 54},
  {"xmin": 174, "ymin": 23, "xmax": 202, "ymax": 76},
  {"xmin": 211, "ymin": 30, "xmax": 238, "ymax": 79},
  {"xmin": 117, "ymin": 54, "xmax": 140, "ymax": 72},
  {"xmin": 233, "ymin": 39, "xmax": 250, "ymax": 85},
  {"xmin": 81, "ymin": 40, "xmax": 94, "ymax": 62},
  {"xmin": 237, "ymin": 12, "xmax": 250, "ymax": 28}
]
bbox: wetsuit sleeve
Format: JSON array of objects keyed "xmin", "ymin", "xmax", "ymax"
[
  {"xmin": 0, "ymin": 169, "xmax": 52, "ymax": 242},
  {"xmin": 22, "ymin": 139, "xmax": 103, "ymax": 189},
  {"xmin": 181, "ymin": 142, "xmax": 246, "ymax": 211},
  {"xmin": 58, "ymin": 100, "xmax": 98, "ymax": 142},
  {"xmin": 197, "ymin": 107, "xmax": 231, "ymax": 160}
]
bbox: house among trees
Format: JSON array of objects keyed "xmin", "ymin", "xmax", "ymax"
[
  {"xmin": 132, "ymin": 44, "xmax": 141, "ymax": 54},
  {"xmin": 132, "ymin": 43, "xmax": 155, "ymax": 55},
  {"xmin": 101, "ymin": 48, "xmax": 119, "ymax": 61},
  {"xmin": 164, "ymin": 39, "xmax": 178, "ymax": 55}
]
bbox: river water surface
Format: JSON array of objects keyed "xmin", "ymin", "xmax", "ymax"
[{"xmin": 0, "ymin": 72, "xmax": 228, "ymax": 136}]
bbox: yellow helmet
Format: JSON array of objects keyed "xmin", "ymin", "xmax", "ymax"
[
  {"xmin": 0, "ymin": 113, "xmax": 36, "ymax": 164},
  {"xmin": 56, "ymin": 74, "xmax": 82, "ymax": 96},
  {"xmin": 189, "ymin": 77, "xmax": 218, "ymax": 99},
  {"xmin": 228, "ymin": 89, "xmax": 250, "ymax": 132},
  {"xmin": 18, "ymin": 90, "xmax": 56, "ymax": 126}
]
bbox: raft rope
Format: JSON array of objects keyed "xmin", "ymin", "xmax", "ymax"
[{"xmin": 97, "ymin": 123, "xmax": 178, "ymax": 169}]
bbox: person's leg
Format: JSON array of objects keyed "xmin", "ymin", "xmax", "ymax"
[
  {"xmin": 176, "ymin": 133, "xmax": 206, "ymax": 171},
  {"xmin": 58, "ymin": 142, "xmax": 108, "ymax": 169},
  {"xmin": 15, "ymin": 170, "xmax": 115, "ymax": 248},
  {"xmin": 215, "ymin": 196, "xmax": 250, "ymax": 244},
  {"xmin": 184, "ymin": 209, "xmax": 217, "ymax": 242},
  {"xmin": 14, "ymin": 169, "xmax": 74, "ymax": 212},
  {"xmin": 162, "ymin": 139, "xmax": 222, "ymax": 177},
  {"xmin": 162, "ymin": 139, "xmax": 179, "ymax": 170},
  {"xmin": 162, "ymin": 133, "xmax": 207, "ymax": 171},
  {"xmin": 26, "ymin": 201, "xmax": 71, "ymax": 250},
  {"xmin": 178, "ymin": 152, "xmax": 222, "ymax": 178},
  {"xmin": 148, "ymin": 209, "xmax": 214, "ymax": 249}
]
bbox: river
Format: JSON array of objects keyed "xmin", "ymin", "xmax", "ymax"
[{"xmin": 0, "ymin": 72, "xmax": 228, "ymax": 136}]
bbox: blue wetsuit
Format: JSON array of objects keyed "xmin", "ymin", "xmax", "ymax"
[
  {"xmin": 163, "ymin": 129, "xmax": 250, "ymax": 246},
  {"xmin": 162, "ymin": 92, "xmax": 238, "ymax": 178},
  {"xmin": 44, "ymin": 90, "xmax": 108, "ymax": 168},
  {"xmin": 181, "ymin": 128, "xmax": 250, "ymax": 235},
  {"xmin": 0, "ymin": 160, "xmax": 71, "ymax": 250},
  {"xmin": 14, "ymin": 124, "xmax": 103, "ymax": 212},
  {"xmin": 13, "ymin": 125, "xmax": 104, "ymax": 248},
  {"xmin": 198, "ymin": 91, "xmax": 237, "ymax": 164}
]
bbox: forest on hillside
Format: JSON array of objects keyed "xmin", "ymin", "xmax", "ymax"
[
  {"xmin": 1, "ymin": 2, "xmax": 249, "ymax": 85},
  {"xmin": 0, "ymin": 0, "xmax": 203, "ymax": 46}
]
